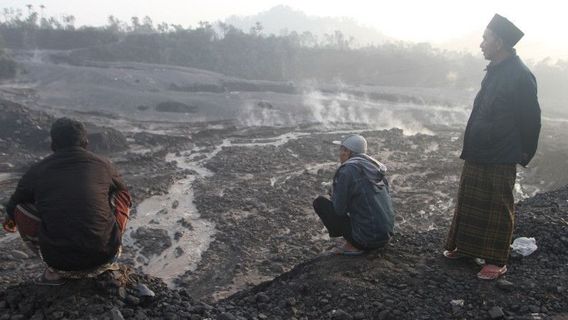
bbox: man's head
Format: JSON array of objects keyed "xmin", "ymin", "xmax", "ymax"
[
  {"xmin": 339, "ymin": 134, "xmax": 367, "ymax": 163},
  {"xmin": 481, "ymin": 14, "xmax": 523, "ymax": 61},
  {"xmin": 50, "ymin": 118, "xmax": 89, "ymax": 151}
]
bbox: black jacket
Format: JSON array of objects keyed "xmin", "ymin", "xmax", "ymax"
[
  {"xmin": 6, "ymin": 147, "xmax": 128, "ymax": 271},
  {"xmin": 460, "ymin": 55, "xmax": 541, "ymax": 166}
]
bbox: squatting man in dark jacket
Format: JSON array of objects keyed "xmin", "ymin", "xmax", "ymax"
[
  {"xmin": 313, "ymin": 134, "xmax": 395, "ymax": 255},
  {"xmin": 2, "ymin": 118, "xmax": 132, "ymax": 285},
  {"xmin": 444, "ymin": 14, "xmax": 541, "ymax": 280}
]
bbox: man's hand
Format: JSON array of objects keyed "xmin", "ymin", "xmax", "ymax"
[
  {"xmin": 519, "ymin": 153, "xmax": 530, "ymax": 167},
  {"xmin": 1, "ymin": 205, "xmax": 16, "ymax": 232},
  {"xmin": 2, "ymin": 218, "xmax": 17, "ymax": 233},
  {"xmin": 321, "ymin": 181, "xmax": 333, "ymax": 196}
]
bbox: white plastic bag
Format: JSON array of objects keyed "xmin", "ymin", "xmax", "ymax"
[{"xmin": 510, "ymin": 237, "xmax": 537, "ymax": 256}]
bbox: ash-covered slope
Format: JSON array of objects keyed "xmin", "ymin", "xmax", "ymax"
[
  {"xmin": 1, "ymin": 186, "xmax": 566, "ymax": 320},
  {"xmin": 0, "ymin": 99, "xmax": 128, "ymax": 172}
]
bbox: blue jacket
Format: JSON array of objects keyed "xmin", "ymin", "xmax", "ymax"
[{"xmin": 332, "ymin": 154, "xmax": 395, "ymax": 248}]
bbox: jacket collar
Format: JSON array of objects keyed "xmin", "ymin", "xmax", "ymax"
[{"xmin": 485, "ymin": 53, "xmax": 518, "ymax": 72}]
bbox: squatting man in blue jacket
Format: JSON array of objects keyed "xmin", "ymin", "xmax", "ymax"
[{"xmin": 313, "ymin": 134, "xmax": 395, "ymax": 255}]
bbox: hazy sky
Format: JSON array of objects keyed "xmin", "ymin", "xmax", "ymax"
[{"xmin": 3, "ymin": 0, "xmax": 567, "ymax": 60}]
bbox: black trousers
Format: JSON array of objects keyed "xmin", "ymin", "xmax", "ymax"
[{"xmin": 313, "ymin": 196, "xmax": 363, "ymax": 249}]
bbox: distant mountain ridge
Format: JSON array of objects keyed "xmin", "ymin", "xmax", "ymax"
[{"xmin": 224, "ymin": 5, "xmax": 392, "ymax": 46}]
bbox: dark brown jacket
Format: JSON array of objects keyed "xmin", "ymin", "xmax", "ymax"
[{"xmin": 6, "ymin": 147, "xmax": 129, "ymax": 271}]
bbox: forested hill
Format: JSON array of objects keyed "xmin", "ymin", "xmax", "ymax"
[
  {"xmin": 1, "ymin": 7, "xmax": 567, "ymax": 115},
  {"xmin": 0, "ymin": 16, "xmax": 482, "ymax": 87}
]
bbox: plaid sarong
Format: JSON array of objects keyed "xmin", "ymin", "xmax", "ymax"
[
  {"xmin": 445, "ymin": 161, "xmax": 517, "ymax": 265},
  {"xmin": 51, "ymin": 247, "xmax": 121, "ymax": 279},
  {"xmin": 12, "ymin": 203, "xmax": 42, "ymax": 256}
]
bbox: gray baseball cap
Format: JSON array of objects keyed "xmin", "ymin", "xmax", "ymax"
[{"xmin": 341, "ymin": 134, "xmax": 367, "ymax": 154}]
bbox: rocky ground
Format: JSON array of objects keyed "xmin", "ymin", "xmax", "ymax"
[
  {"xmin": 0, "ymin": 94, "xmax": 567, "ymax": 319},
  {"xmin": 212, "ymin": 186, "xmax": 568, "ymax": 320},
  {"xmin": 175, "ymin": 125, "xmax": 466, "ymax": 300},
  {"xmin": 0, "ymin": 170, "xmax": 566, "ymax": 319}
]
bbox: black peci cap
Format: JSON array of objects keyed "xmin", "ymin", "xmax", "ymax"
[{"xmin": 487, "ymin": 14, "xmax": 524, "ymax": 47}]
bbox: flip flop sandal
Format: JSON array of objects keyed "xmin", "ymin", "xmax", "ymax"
[
  {"xmin": 477, "ymin": 265, "xmax": 507, "ymax": 280},
  {"xmin": 341, "ymin": 250, "xmax": 365, "ymax": 256},
  {"xmin": 332, "ymin": 246, "xmax": 365, "ymax": 256},
  {"xmin": 34, "ymin": 271, "xmax": 67, "ymax": 286}
]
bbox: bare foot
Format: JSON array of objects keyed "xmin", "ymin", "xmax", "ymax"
[
  {"xmin": 44, "ymin": 268, "xmax": 62, "ymax": 281},
  {"xmin": 342, "ymin": 241, "xmax": 359, "ymax": 252}
]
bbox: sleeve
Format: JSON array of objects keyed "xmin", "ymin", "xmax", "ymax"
[
  {"xmin": 5, "ymin": 169, "xmax": 36, "ymax": 219},
  {"xmin": 516, "ymin": 71, "xmax": 541, "ymax": 166},
  {"xmin": 331, "ymin": 165, "xmax": 355, "ymax": 217}
]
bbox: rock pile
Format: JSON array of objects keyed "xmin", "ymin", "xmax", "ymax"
[
  {"xmin": 85, "ymin": 126, "xmax": 129, "ymax": 154},
  {"xmin": 0, "ymin": 99, "xmax": 129, "ymax": 171},
  {"xmin": 0, "ymin": 99, "xmax": 52, "ymax": 152}
]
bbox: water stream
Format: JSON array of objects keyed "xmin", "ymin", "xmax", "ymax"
[{"xmin": 123, "ymin": 131, "xmax": 312, "ymax": 287}]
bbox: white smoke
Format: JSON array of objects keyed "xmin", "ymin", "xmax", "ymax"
[
  {"xmin": 237, "ymin": 101, "xmax": 292, "ymax": 127},
  {"xmin": 236, "ymin": 88, "xmax": 470, "ymax": 136},
  {"xmin": 302, "ymin": 90, "xmax": 435, "ymax": 135}
]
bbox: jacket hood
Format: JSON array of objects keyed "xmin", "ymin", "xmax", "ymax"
[{"xmin": 342, "ymin": 154, "xmax": 387, "ymax": 186}]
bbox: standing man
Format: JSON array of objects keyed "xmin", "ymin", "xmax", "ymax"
[
  {"xmin": 313, "ymin": 134, "xmax": 395, "ymax": 255},
  {"xmin": 2, "ymin": 118, "xmax": 131, "ymax": 285},
  {"xmin": 444, "ymin": 14, "xmax": 541, "ymax": 280}
]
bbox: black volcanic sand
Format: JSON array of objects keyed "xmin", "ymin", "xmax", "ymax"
[
  {"xmin": 214, "ymin": 187, "xmax": 568, "ymax": 320},
  {"xmin": 177, "ymin": 126, "xmax": 466, "ymax": 301},
  {"xmin": 0, "ymin": 102, "xmax": 567, "ymax": 319},
  {"xmin": 0, "ymin": 187, "xmax": 566, "ymax": 320}
]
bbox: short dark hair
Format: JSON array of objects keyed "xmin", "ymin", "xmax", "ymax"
[{"xmin": 50, "ymin": 117, "xmax": 88, "ymax": 151}]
